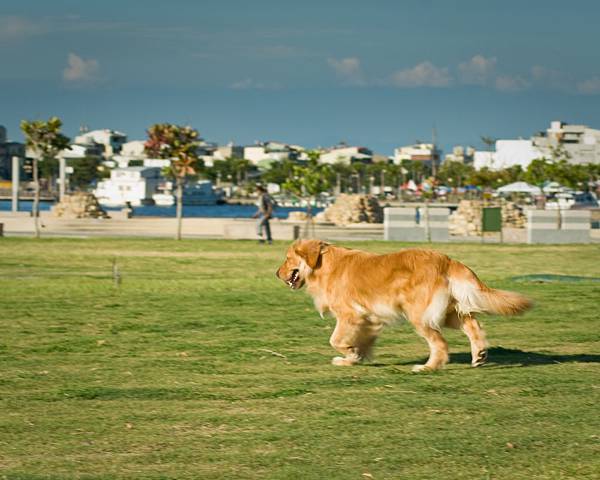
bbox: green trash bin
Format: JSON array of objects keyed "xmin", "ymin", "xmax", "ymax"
[{"xmin": 482, "ymin": 207, "xmax": 502, "ymax": 242}]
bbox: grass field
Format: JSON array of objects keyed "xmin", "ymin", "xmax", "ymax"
[{"xmin": 0, "ymin": 238, "xmax": 599, "ymax": 480}]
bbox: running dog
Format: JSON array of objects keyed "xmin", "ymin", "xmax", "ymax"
[{"xmin": 276, "ymin": 239, "xmax": 532, "ymax": 371}]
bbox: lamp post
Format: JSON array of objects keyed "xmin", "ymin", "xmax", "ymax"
[
  {"xmin": 58, "ymin": 156, "xmax": 66, "ymax": 202},
  {"xmin": 11, "ymin": 156, "xmax": 20, "ymax": 213}
]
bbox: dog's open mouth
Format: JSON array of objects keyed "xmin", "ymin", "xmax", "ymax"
[{"xmin": 287, "ymin": 269, "xmax": 300, "ymax": 289}]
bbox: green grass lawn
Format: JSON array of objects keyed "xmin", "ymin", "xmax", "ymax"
[{"xmin": 0, "ymin": 238, "xmax": 599, "ymax": 480}]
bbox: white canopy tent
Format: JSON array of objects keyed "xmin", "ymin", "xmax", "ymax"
[{"xmin": 497, "ymin": 181, "xmax": 542, "ymax": 195}]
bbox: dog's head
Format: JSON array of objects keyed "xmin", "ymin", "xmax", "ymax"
[{"xmin": 275, "ymin": 239, "xmax": 328, "ymax": 290}]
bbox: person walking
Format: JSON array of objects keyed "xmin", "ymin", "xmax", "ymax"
[{"xmin": 253, "ymin": 185, "xmax": 273, "ymax": 244}]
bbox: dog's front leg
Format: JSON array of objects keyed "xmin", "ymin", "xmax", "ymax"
[{"xmin": 329, "ymin": 316, "xmax": 379, "ymax": 366}]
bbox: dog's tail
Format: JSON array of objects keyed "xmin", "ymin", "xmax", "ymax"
[{"xmin": 448, "ymin": 260, "xmax": 532, "ymax": 317}]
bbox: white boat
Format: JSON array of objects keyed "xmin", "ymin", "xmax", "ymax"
[
  {"xmin": 94, "ymin": 167, "xmax": 161, "ymax": 207},
  {"xmin": 152, "ymin": 193, "xmax": 175, "ymax": 206},
  {"xmin": 182, "ymin": 180, "xmax": 223, "ymax": 205}
]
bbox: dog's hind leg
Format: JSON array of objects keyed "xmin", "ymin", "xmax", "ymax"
[
  {"xmin": 329, "ymin": 316, "xmax": 381, "ymax": 366},
  {"xmin": 407, "ymin": 291, "xmax": 451, "ymax": 372},
  {"xmin": 461, "ymin": 314, "xmax": 488, "ymax": 367},
  {"xmin": 411, "ymin": 324, "xmax": 450, "ymax": 372},
  {"xmin": 407, "ymin": 301, "xmax": 450, "ymax": 372}
]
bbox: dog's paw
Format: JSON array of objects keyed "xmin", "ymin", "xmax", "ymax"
[
  {"xmin": 471, "ymin": 349, "xmax": 488, "ymax": 368},
  {"xmin": 332, "ymin": 356, "xmax": 358, "ymax": 366},
  {"xmin": 411, "ymin": 364, "xmax": 432, "ymax": 373}
]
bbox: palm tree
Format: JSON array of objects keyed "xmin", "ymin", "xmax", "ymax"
[
  {"xmin": 20, "ymin": 117, "xmax": 70, "ymax": 238},
  {"xmin": 145, "ymin": 124, "xmax": 200, "ymax": 240}
]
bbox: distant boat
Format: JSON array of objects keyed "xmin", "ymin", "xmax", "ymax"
[
  {"xmin": 94, "ymin": 167, "xmax": 161, "ymax": 207},
  {"xmin": 152, "ymin": 193, "xmax": 175, "ymax": 206},
  {"xmin": 182, "ymin": 180, "xmax": 223, "ymax": 206}
]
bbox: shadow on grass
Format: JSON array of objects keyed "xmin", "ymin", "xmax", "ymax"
[{"xmin": 388, "ymin": 347, "xmax": 600, "ymax": 368}]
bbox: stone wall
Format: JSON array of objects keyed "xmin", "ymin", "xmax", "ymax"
[
  {"xmin": 449, "ymin": 199, "xmax": 526, "ymax": 236},
  {"xmin": 320, "ymin": 194, "xmax": 383, "ymax": 226}
]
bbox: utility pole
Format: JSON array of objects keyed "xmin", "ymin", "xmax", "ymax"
[
  {"xmin": 58, "ymin": 156, "xmax": 66, "ymax": 202},
  {"xmin": 11, "ymin": 156, "xmax": 20, "ymax": 213},
  {"xmin": 431, "ymin": 125, "xmax": 438, "ymax": 179}
]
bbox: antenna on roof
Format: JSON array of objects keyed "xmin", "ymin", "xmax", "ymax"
[{"xmin": 432, "ymin": 124, "xmax": 438, "ymax": 177}]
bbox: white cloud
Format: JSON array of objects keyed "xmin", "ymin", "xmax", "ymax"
[
  {"xmin": 63, "ymin": 53, "xmax": 100, "ymax": 82},
  {"xmin": 530, "ymin": 65, "xmax": 570, "ymax": 91},
  {"xmin": 458, "ymin": 54, "xmax": 497, "ymax": 85},
  {"xmin": 389, "ymin": 61, "xmax": 452, "ymax": 88},
  {"xmin": 0, "ymin": 16, "xmax": 42, "ymax": 39},
  {"xmin": 494, "ymin": 75, "xmax": 529, "ymax": 92},
  {"xmin": 576, "ymin": 77, "xmax": 600, "ymax": 95},
  {"xmin": 327, "ymin": 57, "xmax": 365, "ymax": 86}
]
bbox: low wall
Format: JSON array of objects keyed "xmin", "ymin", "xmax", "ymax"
[
  {"xmin": 384, "ymin": 207, "xmax": 450, "ymax": 242},
  {"xmin": 0, "ymin": 213, "xmax": 297, "ymax": 240},
  {"xmin": 527, "ymin": 210, "xmax": 590, "ymax": 244}
]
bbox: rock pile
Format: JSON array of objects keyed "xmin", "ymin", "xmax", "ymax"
[
  {"xmin": 321, "ymin": 194, "xmax": 383, "ymax": 226},
  {"xmin": 502, "ymin": 202, "xmax": 527, "ymax": 228},
  {"xmin": 51, "ymin": 192, "xmax": 110, "ymax": 219},
  {"xmin": 449, "ymin": 199, "xmax": 526, "ymax": 236},
  {"xmin": 287, "ymin": 211, "xmax": 308, "ymax": 222}
]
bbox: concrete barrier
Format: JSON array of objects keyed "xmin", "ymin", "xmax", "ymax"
[
  {"xmin": 384, "ymin": 207, "xmax": 449, "ymax": 242},
  {"xmin": 527, "ymin": 209, "xmax": 590, "ymax": 244}
]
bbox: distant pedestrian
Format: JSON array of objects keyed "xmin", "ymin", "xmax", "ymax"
[{"xmin": 253, "ymin": 185, "xmax": 273, "ymax": 244}]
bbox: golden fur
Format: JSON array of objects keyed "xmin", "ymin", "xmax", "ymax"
[{"xmin": 276, "ymin": 239, "xmax": 532, "ymax": 371}]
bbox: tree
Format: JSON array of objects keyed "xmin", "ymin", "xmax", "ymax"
[
  {"xmin": 282, "ymin": 152, "xmax": 331, "ymax": 237},
  {"xmin": 20, "ymin": 117, "xmax": 71, "ymax": 238},
  {"xmin": 145, "ymin": 124, "xmax": 200, "ymax": 240},
  {"xmin": 467, "ymin": 167, "xmax": 505, "ymax": 189},
  {"xmin": 260, "ymin": 159, "xmax": 297, "ymax": 185},
  {"xmin": 436, "ymin": 161, "xmax": 475, "ymax": 188},
  {"xmin": 69, "ymin": 156, "xmax": 104, "ymax": 190},
  {"xmin": 523, "ymin": 158, "xmax": 550, "ymax": 186},
  {"xmin": 205, "ymin": 157, "xmax": 253, "ymax": 187}
]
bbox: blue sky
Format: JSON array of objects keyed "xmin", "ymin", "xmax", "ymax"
[{"xmin": 1, "ymin": 0, "xmax": 600, "ymax": 154}]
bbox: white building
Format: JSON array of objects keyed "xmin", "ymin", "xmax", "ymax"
[
  {"xmin": 473, "ymin": 120, "xmax": 600, "ymax": 170},
  {"xmin": 93, "ymin": 167, "xmax": 161, "ymax": 207},
  {"xmin": 533, "ymin": 120, "xmax": 600, "ymax": 165},
  {"xmin": 444, "ymin": 146, "xmax": 475, "ymax": 164},
  {"xmin": 243, "ymin": 141, "xmax": 298, "ymax": 166},
  {"xmin": 74, "ymin": 129, "xmax": 128, "ymax": 159},
  {"xmin": 393, "ymin": 142, "xmax": 441, "ymax": 167},
  {"xmin": 474, "ymin": 140, "xmax": 543, "ymax": 170},
  {"xmin": 58, "ymin": 142, "xmax": 104, "ymax": 161},
  {"xmin": 120, "ymin": 140, "xmax": 146, "ymax": 159},
  {"xmin": 212, "ymin": 144, "xmax": 244, "ymax": 162},
  {"xmin": 111, "ymin": 140, "xmax": 171, "ymax": 169},
  {"xmin": 319, "ymin": 145, "xmax": 372, "ymax": 165}
]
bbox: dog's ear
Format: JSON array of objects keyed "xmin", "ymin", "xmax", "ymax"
[{"xmin": 294, "ymin": 239, "xmax": 325, "ymax": 269}]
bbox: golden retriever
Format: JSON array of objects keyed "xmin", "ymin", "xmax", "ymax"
[{"xmin": 276, "ymin": 239, "xmax": 532, "ymax": 371}]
